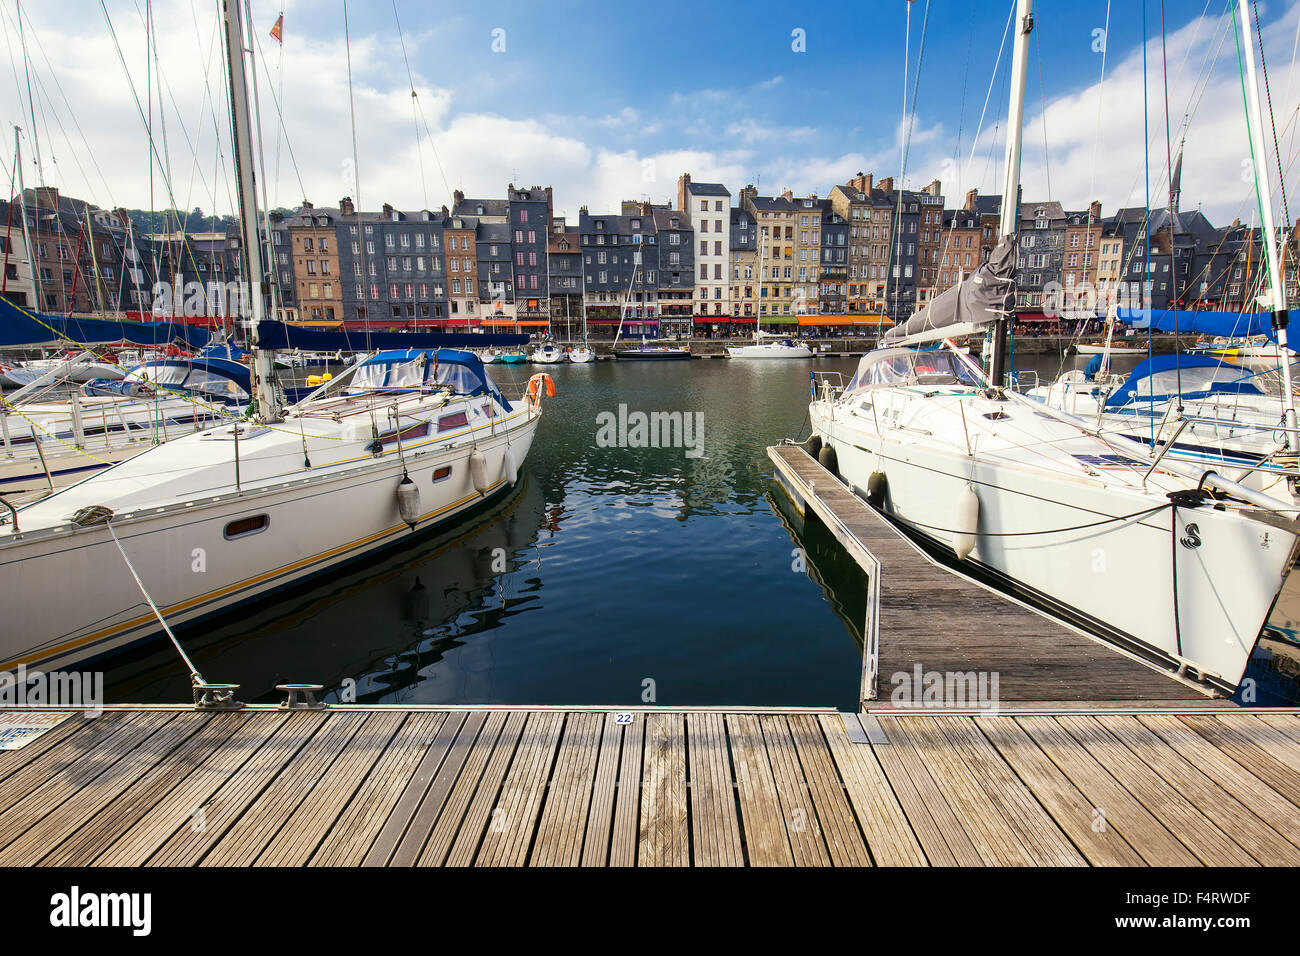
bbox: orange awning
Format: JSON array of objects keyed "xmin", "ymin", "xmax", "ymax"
[
  {"xmin": 798, "ymin": 314, "xmax": 893, "ymax": 327},
  {"xmin": 482, "ymin": 319, "xmax": 550, "ymax": 327}
]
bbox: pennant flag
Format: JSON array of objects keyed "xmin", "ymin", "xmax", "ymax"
[{"xmin": 269, "ymin": 13, "xmax": 283, "ymax": 44}]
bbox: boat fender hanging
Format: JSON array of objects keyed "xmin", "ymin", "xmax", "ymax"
[
  {"xmin": 817, "ymin": 444, "xmax": 838, "ymax": 477},
  {"xmin": 807, "ymin": 434, "xmax": 823, "ymax": 460},
  {"xmin": 469, "ymin": 448, "xmax": 490, "ymax": 495},
  {"xmin": 953, "ymin": 483, "xmax": 980, "ymax": 561},
  {"xmin": 502, "ymin": 447, "xmax": 519, "ymax": 486},
  {"xmin": 866, "ymin": 471, "xmax": 888, "ymax": 508},
  {"xmin": 397, "ymin": 474, "xmax": 421, "ymax": 530}
]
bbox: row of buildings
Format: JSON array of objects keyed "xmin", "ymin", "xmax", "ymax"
[{"xmin": 2, "ymin": 173, "xmax": 1296, "ymax": 339}]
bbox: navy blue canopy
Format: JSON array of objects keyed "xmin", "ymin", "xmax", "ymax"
[
  {"xmin": 1105, "ymin": 353, "xmax": 1266, "ymax": 408},
  {"xmin": 255, "ymin": 321, "xmax": 528, "ymax": 352},
  {"xmin": 0, "ymin": 295, "xmax": 212, "ymax": 349},
  {"xmin": 1117, "ymin": 307, "xmax": 1277, "ymax": 342},
  {"xmin": 348, "ymin": 348, "xmax": 512, "ymax": 409}
]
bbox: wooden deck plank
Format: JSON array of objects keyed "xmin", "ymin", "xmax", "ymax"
[
  {"xmin": 758, "ymin": 715, "xmax": 831, "ymax": 867},
  {"xmin": 1178, "ymin": 716, "xmax": 1300, "ymax": 807},
  {"xmin": 727, "ymin": 713, "xmax": 794, "ymax": 866},
  {"xmin": 785, "ymin": 715, "xmax": 872, "ymax": 866},
  {"xmin": 359, "ymin": 711, "xmax": 462, "ymax": 867},
  {"xmin": 976, "ymin": 716, "xmax": 1145, "ymax": 867},
  {"xmin": 1099, "ymin": 715, "xmax": 1300, "ymax": 866},
  {"xmin": 0, "ymin": 712, "xmax": 175, "ymax": 856},
  {"xmin": 200, "ymin": 711, "xmax": 368, "ymax": 867},
  {"xmin": 95, "ymin": 712, "xmax": 294, "ymax": 867},
  {"xmin": 868, "ymin": 718, "xmax": 978, "ymax": 865},
  {"xmin": 443, "ymin": 711, "xmax": 527, "ymax": 867},
  {"xmin": 0, "ymin": 712, "xmax": 99, "ymax": 782},
  {"xmin": 685, "ymin": 713, "xmax": 743, "ymax": 867},
  {"xmin": 1137, "ymin": 714, "xmax": 1300, "ymax": 850},
  {"xmin": 637, "ymin": 713, "xmax": 689, "ymax": 867},
  {"xmin": 476, "ymin": 711, "xmax": 565, "ymax": 867},
  {"xmin": 40, "ymin": 712, "xmax": 251, "ymax": 867},
  {"xmin": 608, "ymin": 716, "xmax": 645, "ymax": 867},
  {"xmin": 531, "ymin": 712, "xmax": 602, "ymax": 867},
  {"xmin": 0, "ymin": 712, "xmax": 142, "ymax": 816},
  {"xmin": 388, "ymin": 712, "xmax": 487, "ymax": 867},
  {"xmin": 257, "ymin": 711, "xmax": 407, "ymax": 867},
  {"xmin": 579, "ymin": 714, "xmax": 623, "ymax": 867},
  {"xmin": 309, "ymin": 712, "xmax": 444, "ymax": 867},
  {"xmin": 1054, "ymin": 716, "xmax": 1255, "ymax": 866},
  {"xmin": 820, "ymin": 714, "xmax": 927, "ymax": 866},
  {"xmin": 1015, "ymin": 715, "xmax": 1200, "ymax": 866},
  {"xmin": 933, "ymin": 717, "xmax": 1086, "ymax": 866},
  {"xmin": 142, "ymin": 711, "xmax": 328, "ymax": 867},
  {"xmin": 0, "ymin": 713, "xmax": 208, "ymax": 865},
  {"xmin": 894, "ymin": 717, "xmax": 1035, "ymax": 866},
  {"xmin": 417, "ymin": 711, "xmax": 511, "ymax": 866}
]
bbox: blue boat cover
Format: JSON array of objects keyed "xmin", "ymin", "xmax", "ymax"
[
  {"xmin": 255, "ymin": 321, "xmax": 528, "ymax": 352},
  {"xmin": 1105, "ymin": 353, "xmax": 1266, "ymax": 407},
  {"xmin": 0, "ymin": 295, "xmax": 212, "ymax": 349},
  {"xmin": 1116, "ymin": 307, "xmax": 1277, "ymax": 342},
  {"xmin": 351, "ymin": 348, "xmax": 512, "ymax": 409}
]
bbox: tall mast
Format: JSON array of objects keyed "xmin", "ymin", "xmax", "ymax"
[
  {"xmin": 14, "ymin": 127, "xmax": 40, "ymax": 310},
  {"xmin": 1237, "ymin": 0, "xmax": 1297, "ymax": 450},
  {"xmin": 989, "ymin": 0, "xmax": 1033, "ymax": 388},
  {"xmin": 221, "ymin": 0, "xmax": 279, "ymax": 421}
]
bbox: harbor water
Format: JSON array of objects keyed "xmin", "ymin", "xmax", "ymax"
[{"xmin": 98, "ymin": 349, "xmax": 1300, "ymax": 707}]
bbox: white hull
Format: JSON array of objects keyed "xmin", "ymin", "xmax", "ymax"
[
  {"xmin": 811, "ymin": 367, "xmax": 1299, "ymax": 690},
  {"xmin": 531, "ymin": 347, "xmax": 565, "ymax": 364},
  {"xmin": 727, "ymin": 342, "xmax": 813, "ymax": 360},
  {"xmin": 567, "ymin": 347, "xmax": 595, "ymax": 364},
  {"xmin": 1075, "ymin": 344, "xmax": 1145, "ymax": 355}
]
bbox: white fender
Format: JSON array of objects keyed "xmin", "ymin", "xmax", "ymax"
[
  {"xmin": 501, "ymin": 447, "xmax": 519, "ymax": 486},
  {"xmin": 396, "ymin": 475, "xmax": 421, "ymax": 530},
  {"xmin": 469, "ymin": 449, "xmax": 490, "ymax": 495},
  {"xmin": 952, "ymin": 483, "xmax": 979, "ymax": 561}
]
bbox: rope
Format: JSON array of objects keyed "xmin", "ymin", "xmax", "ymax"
[
  {"xmin": 899, "ymin": 502, "xmax": 1169, "ymax": 538},
  {"xmin": 104, "ymin": 519, "xmax": 206, "ymax": 686}
]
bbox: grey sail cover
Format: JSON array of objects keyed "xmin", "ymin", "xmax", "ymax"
[{"xmin": 881, "ymin": 234, "xmax": 1016, "ymax": 345}]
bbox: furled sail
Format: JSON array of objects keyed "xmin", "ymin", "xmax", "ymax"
[
  {"xmin": 0, "ymin": 295, "xmax": 213, "ymax": 349},
  {"xmin": 882, "ymin": 234, "xmax": 1016, "ymax": 346},
  {"xmin": 1116, "ymin": 307, "xmax": 1280, "ymax": 343}
]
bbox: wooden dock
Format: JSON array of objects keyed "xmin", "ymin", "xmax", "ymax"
[
  {"xmin": 1, "ymin": 704, "xmax": 1298, "ymax": 866},
  {"xmin": 768, "ymin": 443, "xmax": 1223, "ymax": 707}
]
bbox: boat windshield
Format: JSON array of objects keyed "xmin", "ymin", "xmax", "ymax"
[
  {"xmin": 844, "ymin": 347, "xmax": 979, "ymax": 394},
  {"xmin": 346, "ymin": 350, "xmax": 503, "ymax": 404}
]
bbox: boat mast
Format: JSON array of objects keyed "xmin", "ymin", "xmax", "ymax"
[
  {"xmin": 1237, "ymin": 0, "xmax": 1298, "ymax": 451},
  {"xmin": 13, "ymin": 127, "xmax": 40, "ymax": 310},
  {"xmin": 989, "ymin": 0, "xmax": 1033, "ymax": 389},
  {"xmin": 756, "ymin": 221, "xmax": 765, "ymax": 343},
  {"xmin": 220, "ymin": 0, "xmax": 279, "ymax": 422}
]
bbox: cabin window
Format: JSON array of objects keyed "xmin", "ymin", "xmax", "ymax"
[
  {"xmin": 438, "ymin": 411, "xmax": 470, "ymax": 432},
  {"xmin": 431, "ymin": 466, "xmax": 452, "ymax": 482},
  {"xmin": 224, "ymin": 514, "xmax": 269, "ymax": 539}
]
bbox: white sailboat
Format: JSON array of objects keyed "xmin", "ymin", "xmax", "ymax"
[
  {"xmin": 727, "ymin": 230, "xmax": 811, "ymax": 359},
  {"xmin": 0, "ymin": 0, "xmax": 548, "ymax": 673},
  {"xmin": 808, "ymin": 0, "xmax": 1300, "ymax": 693}
]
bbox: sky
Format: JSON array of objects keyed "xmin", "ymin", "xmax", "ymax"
[{"xmin": 2, "ymin": 0, "xmax": 1299, "ymax": 229}]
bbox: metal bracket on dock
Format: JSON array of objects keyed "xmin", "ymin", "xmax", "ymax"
[
  {"xmin": 276, "ymin": 683, "xmax": 328, "ymax": 710},
  {"xmin": 193, "ymin": 682, "xmax": 244, "ymax": 710}
]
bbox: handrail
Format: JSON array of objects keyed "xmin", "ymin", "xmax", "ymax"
[{"xmin": 0, "ymin": 495, "xmax": 17, "ymax": 532}]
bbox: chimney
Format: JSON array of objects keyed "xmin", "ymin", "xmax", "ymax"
[
  {"xmin": 964, "ymin": 188, "xmax": 979, "ymax": 212},
  {"xmin": 877, "ymin": 177, "xmax": 894, "ymax": 194},
  {"xmin": 579, "ymin": 205, "xmax": 589, "ymax": 217},
  {"xmin": 33, "ymin": 186, "xmax": 59, "ymax": 209},
  {"xmin": 441, "ymin": 204, "xmax": 449, "ymax": 217},
  {"xmin": 339, "ymin": 196, "xmax": 355, "ymax": 217},
  {"xmin": 453, "ymin": 189, "xmax": 465, "ymax": 207},
  {"xmin": 1088, "ymin": 199, "xmax": 1102, "ymax": 221},
  {"xmin": 924, "ymin": 179, "xmax": 942, "ymax": 197},
  {"xmin": 301, "ymin": 200, "xmax": 314, "ymax": 210},
  {"xmin": 676, "ymin": 173, "xmax": 691, "ymax": 214},
  {"xmin": 382, "ymin": 202, "xmax": 394, "ymax": 220}
]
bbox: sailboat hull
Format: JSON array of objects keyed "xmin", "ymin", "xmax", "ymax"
[
  {"xmin": 811, "ymin": 398, "xmax": 1299, "ymax": 691},
  {"xmin": 727, "ymin": 343, "xmax": 813, "ymax": 359},
  {"xmin": 0, "ymin": 418, "xmax": 538, "ymax": 673}
]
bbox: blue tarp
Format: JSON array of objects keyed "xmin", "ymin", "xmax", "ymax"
[
  {"xmin": 0, "ymin": 295, "xmax": 212, "ymax": 349},
  {"xmin": 1105, "ymin": 353, "xmax": 1265, "ymax": 408},
  {"xmin": 255, "ymin": 321, "xmax": 528, "ymax": 352},
  {"xmin": 1116, "ymin": 307, "xmax": 1277, "ymax": 342},
  {"xmin": 351, "ymin": 348, "xmax": 511, "ymax": 409}
]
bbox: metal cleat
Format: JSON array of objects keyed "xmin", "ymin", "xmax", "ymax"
[
  {"xmin": 276, "ymin": 683, "xmax": 328, "ymax": 710},
  {"xmin": 193, "ymin": 682, "xmax": 243, "ymax": 710}
]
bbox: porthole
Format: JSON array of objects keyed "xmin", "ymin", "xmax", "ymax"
[
  {"xmin": 224, "ymin": 514, "xmax": 269, "ymax": 539},
  {"xmin": 432, "ymin": 466, "xmax": 452, "ymax": 483}
]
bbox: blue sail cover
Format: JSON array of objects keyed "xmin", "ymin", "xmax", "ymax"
[
  {"xmin": 0, "ymin": 295, "xmax": 212, "ymax": 349},
  {"xmin": 1116, "ymin": 307, "xmax": 1277, "ymax": 342},
  {"xmin": 1105, "ymin": 353, "xmax": 1266, "ymax": 408},
  {"xmin": 351, "ymin": 348, "xmax": 512, "ymax": 409},
  {"xmin": 256, "ymin": 321, "xmax": 528, "ymax": 352}
]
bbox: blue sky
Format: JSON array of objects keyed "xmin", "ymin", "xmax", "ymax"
[{"xmin": 4, "ymin": 1, "xmax": 1299, "ymax": 226}]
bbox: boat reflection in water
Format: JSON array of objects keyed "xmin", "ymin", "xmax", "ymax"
[{"xmin": 104, "ymin": 473, "xmax": 548, "ymax": 705}]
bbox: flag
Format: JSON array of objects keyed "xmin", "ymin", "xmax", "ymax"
[{"xmin": 269, "ymin": 13, "xmax": 283, "ymax": 43}]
